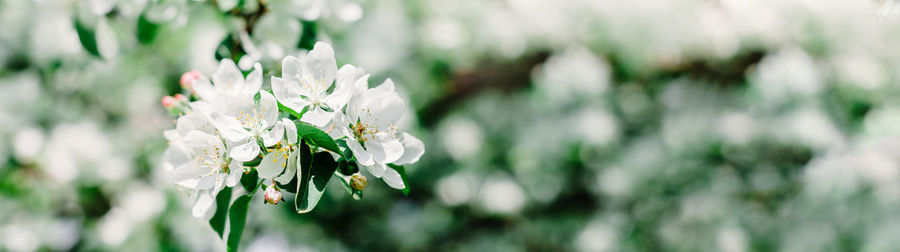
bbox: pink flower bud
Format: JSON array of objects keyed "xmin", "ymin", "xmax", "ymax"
[
  {"xmin": 264, "ymin": 186, "xmax": 282, "ymax": 205},
  {"xmin": 161, "ymin": 96, "xmax": 177, "ymax": 108},
  {"xmin": 173, "ymin": 93, "xmax": 186, "ymax": 101},
  {"xmin": 179, "ymin": 70, "xmax": 203, "ymax": 90},
  {"xmin": 350, "ymin": 173, "xmax": 367, "ymax": 191}
]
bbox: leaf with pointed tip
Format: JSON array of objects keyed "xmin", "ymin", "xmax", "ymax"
[
  {"xmin": 242, "ymin": 155, "xmax": 262, "ymax": 167},
  {"xmin": 277, "ymin": 101, "xmax": 304, "ymax": 120},
  {"xmin": 208, "ymin": 187, "xmax": 232, "ymax": 238},
  {"xmin": 388, "ymin": 164, "xmax": 411, "ymax": 196},
  {"xmin": 73, "ymin": 18, "xmax": 100, "ymax": 57}
]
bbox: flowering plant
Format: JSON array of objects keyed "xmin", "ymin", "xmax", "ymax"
[{"xmin": 162, "ymin": 42, "xmax": 424, "ymax": 250}]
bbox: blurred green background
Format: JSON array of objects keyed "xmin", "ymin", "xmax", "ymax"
[{"xmin": 4, "ymin": 0, "xmax": 900, "ymax": 251}]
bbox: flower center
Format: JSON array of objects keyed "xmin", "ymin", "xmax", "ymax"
[
  {"xmin": 197, "ymin": 145, "xmax": 226, "ymax": 175},
  {"xmin": 298, "ymin": 75, "xmax": 331, "ymax": 96},
  {"xmin": 352, "ymin": 121, "xmax": 378, "ymax": 142},
  {"xmin": 237, "ymin": 108, "xmax": 266, "ymax": 129},
  {"xmin": 270, "ymin": 142, "xmax": 291, "ymax": 166}
]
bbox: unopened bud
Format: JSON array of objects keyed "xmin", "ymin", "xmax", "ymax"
[
  {"xmin": 179, "ymin": 70, "xmax": 203, "ymax": 91},
  {"xmin": 174, "ymin": 93, "xmax": 186, "ymax": 101},
  {"xmin": 350, "ymin": 173, "xmax": 367, "ymax": 191},
  {"xmin": 161, "ymin": 96, "xmax": 177, "ymax": 108},
  {"xmin": 264, "ymin": 186, "xmax": 282, "ymax": 205}
]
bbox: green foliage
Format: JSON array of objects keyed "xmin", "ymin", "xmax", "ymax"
[
  {"xmin": 226, "ymin": 194, "xmax": 252, "ymax": 252},
  {"xmin": 298, "ymin": 20, "xmax": 318, "ymax": 50},
  {"xmin": 293, "ymin": 140, "xmax": 315, "ymax": 213},
  {"xmin": 209, "ymin": 187, "xmax": 232, "ymax": 238},
  {"xmin": 335, "ymin": 140, "xmax": 359, "ymax": 176},
  {"xmin": 295, "ymin": 121, "xmax": 342, "ymax": 155},
  {"xmin": 388, "ymin": 164, "xmax": 410, "ymax": 196},
  {"xmin": 240, "ymin": 170, "xmax": 259, "ymax": 193},
  {"xmin": 73, "ymin": 18, "xmax": 100, "ymax": 57},
  {"xmin": 214, "ymin": 34, "xmax": 243, "ymax": 62},
  {"xmin": 277, "ymin": 101, "xmax": 304, "ymax": 121},
  {"xmin": 136, "ymin": 13, "xmax": 159, "ymax": 44}
]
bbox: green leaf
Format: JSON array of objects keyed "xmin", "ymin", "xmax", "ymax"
[
  {"xmin": 294, "ymin": 141, "xmax": 340, "ymax": 213},
  {"xmin": 294, "ymin": 141, "xmax": 313, "ymax": 213},
  {"xmin": 335, "ymin": 140, "xmax": 359, "ymax": 175},
  {"xmin": 242, "ymin": 155, "xmax": 262, "ymax": 167},
  {"xmin": 136, "ymin": 13, "xmax": 159, "ymax": 44},
  {"xmin": 214, "ymin": 34, "xmax": 243, "ymax": 62},
  {"xmin": 388, "ymin": 164, "xmax": 411, "ymax": 196},
  {"xmin": 73, "ymin": 18, "xmax": 100, "ymax": 57},
  {"xmin": 208, "ymin": 187, "xmax": 232, "ymax": 238},
  {"xmin": 226, "ymin": 194, "xmax": 252, "ymax": 252},
  {"xmin": 277, "ymin": 101, "xmax": 303, "ymax": 120},
  {"xmin": 297, "ymin": 20, "xmax": 318, "ymax": 50},
  {"xmin": 295, "ymin": 122, "xmax": 342, "ymax": 155},
  {"xmin": 240, "ymin": 170, "xmax": 259, "ymax": 193}
]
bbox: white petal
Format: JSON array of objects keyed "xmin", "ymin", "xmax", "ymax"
[
  {"xmin": 211, "ymin": 113, "xmax": 252, "ymax": 142},
  {"xmin": 329, "ymin": 64, "xmax": 364, "ymax": 109},
  {"xmin": 271, "ymin": 76, "xmax": 308, "ymax": 113},
  {"xmin": 305, "ymin": 42, "xmax": 337, "ymax": 86},
  {"xmin": 368, "ymin": 133, "xmax": 404, "ymax": 164},
  {"xmin": 383, "ymin": 166, "xmax": 406, "ymax": 189},
  {"xmin": 213, "ymin": 58, "xmax": 243, "ymax": 93},
  {"xmin": 192, "ymin": 192, "xmax": 216, "ymax": 218},
  {"xmin": 300, "ymin": 107, "xmax": 333, "ymax": 127},
  {"xmin": 365, "ymin": 163, "xmax": 386, "ymax": 178},
  {"xmin": 163, "ymin": 129, "xmax": 180, "ymax": 142},
  {"xmin": 346, "ymin": 139, "xmax": 374, "ymax": 166},
  {"xmin": 372, "ymin": 78, "xmax": 396, "ymax": 93},
  {"xmin": 242, "ymin": 63, "xmax": 263, "ymax": 97},
  {"xmin": 262, "ymin": 122, "xmax": 284, "ymax": 147},
  {"xmin": 173, "ymin": 160, "xmax": 203, "ymax": 188},
  {"xmin": 183, "ymin": 131, "xmax": 224, "ymax": 150},
  {"xmin": 257, "ymin": 148, "xmax": 288, "ymax": 179},
  {"xmin": 191, "ymin": 76, "xmax": 217, "ymax": 102},
  {"xmin": 275, "ymin": 150, "xmax": 298, "ymax": 184},
  {"xmin": 281, "ymin": 56, "xmax": 301, "ymax": 80},
  {"xmin": 393, "ymin": 132, "xmax": 424, "ymax": 165},
  {"xmin": 330, "ymin": 113, "xmax": 353, "ymax": 139},
  {"xmin": 368, "ymin": 93, "xmax": 406, "ymax": 130},
  {"xmin": 283, "ymin": 118, "xmax": 298, "ymax": 145},
  {"xmin": 259, "ymin": 91, "xmax": 279, "ymax": 128},
  {"xmin": 189, "ymin": 101, "xmax": 215, "ymax": 117},
  {"xmin": 225, "ymin": 160, "xmax": 243, "ymax": 187},
  {"xmin": 230, "ymin": 140, "xmax": 260, "ymax": 162},
  {"xmin": 163, "ymin": 144, "xmax": 192, "ymax": 170}
]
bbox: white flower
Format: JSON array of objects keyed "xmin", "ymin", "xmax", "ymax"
[
  {"xmin": 210, "ymin": 91, "xmax": 281, "ymax": 162},
  {"xmin": 257, "ymin": 119, "xmax": 299, "ymax": 181},
  {"xmin": 335, "ymin": 79, "xmax": 409, "ymax": 189},
  {"xmin": 191, "ymin": 59, "xmax": 263, "ymax": 114},
  {"xmin": 393, "ymin": 132, "xmax": 425, "ymax": 166},
  {"xmin": 164, "ymin": 131, "xmax": 243, "ymax": 217},
  {"xmin": 163, "ymin": 101, "xmax": 216, "ymax": 144},
  {"xmin": 272, "ymin": 42, "xmax": 355, "ymax": 127}
]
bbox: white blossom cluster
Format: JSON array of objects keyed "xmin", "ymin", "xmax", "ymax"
[{"xmin": 162, "ymin": 42, "xmax": 423, "ymax": 217}]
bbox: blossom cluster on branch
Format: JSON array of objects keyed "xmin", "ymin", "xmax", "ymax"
[{"xmin": 161, "ymin": 41, "xmax": 423, "ymax": 248}]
